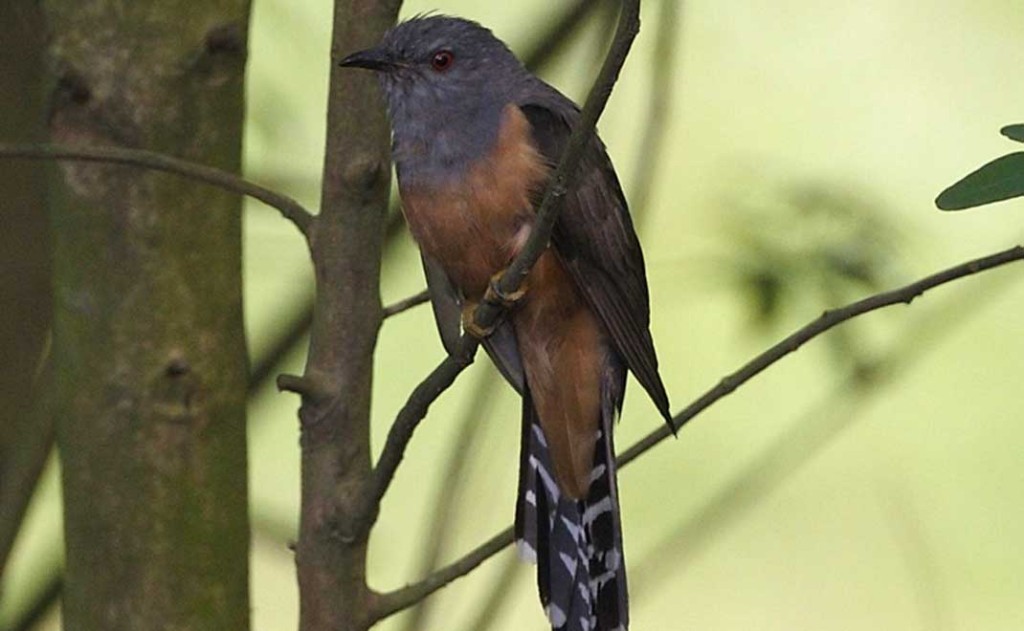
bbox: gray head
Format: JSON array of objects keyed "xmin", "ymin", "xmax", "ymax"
[{"xmin": 340, "ymin": 16, "xmax": 534, "ymax": 183}]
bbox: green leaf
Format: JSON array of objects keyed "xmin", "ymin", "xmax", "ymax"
[
  {"xmin": 936, "ymin": 152, "xmax": 1024, "ymax": 210},
  {"xmin": 1001, "ymin": 124, "xmax": 1024, "ymax": 143}
]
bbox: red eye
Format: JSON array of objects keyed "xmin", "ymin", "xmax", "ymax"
[{"xmin": 431, "ymin": 50, "xmax": 454, "ymax": 71}]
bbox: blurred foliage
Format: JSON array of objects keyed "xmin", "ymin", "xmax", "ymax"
[
  {"xmin": 716, "ymin": 181, "xmax": 905, "ymax": 369},
  {"xmin": 936, "ymin": 124, "xmax": 1024, "ymax": 210}
]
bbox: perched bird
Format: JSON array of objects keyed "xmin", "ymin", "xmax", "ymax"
[{"xmin": 341, "ymin": 15, "xmax": 671, "ymax": 631}]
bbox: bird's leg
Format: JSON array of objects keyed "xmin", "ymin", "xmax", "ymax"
[
  {"xmin": 484, "ymin": 268, "xmax": 528, "ymax": 308},
  {"xmin": 461, "ymin": 270, "xmax": 528, "ymax": 339},
  {"xmin": 461, "ymin": 299, "xmax": 496, "ymax": 339}
]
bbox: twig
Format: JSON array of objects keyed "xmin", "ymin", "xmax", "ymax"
[
  {"xmin": 356, "ymin": 0, "xmax": 643, "ymax": 538},
  {"xmin": 357, "ymin": 335, "xmax": 482, "ymax": 532},
  {"xmin": 249, "ymin": 307, "xmax": 315, "ymax": 395},
  {"xmin": 381, "ymin": 289, "xmax": 430, "ymax": 319},
  {"xmin": 0, "ymin": 143, "xmax": 315, "ymax": 238},
  {"xmin": 480, "ymin": 0, "xmax": 641, "ymax": 309},
  {"xmin": 398, "ymin": 371, "xmax": 501, "ymax": 631},
  {"xmin": 368, "ymin": 244, "xmax": 1024, "ymax": 618},
  {"xmin": 619, "ymin": 244, "xmax": 1024, "ymax": 465},
  {"xmin": 370, "ymin": 526, "xmax": 515, "ymax": 623},
  {"xmin": 629, "ymin": 254, "xmax": 1020, "ymax": 603}
]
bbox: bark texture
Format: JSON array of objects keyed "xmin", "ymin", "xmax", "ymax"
[
  {"xmin": 291, "ymin": 0, "xmax": 400, "ymax": 629},
  {"xmin": 44, "ymin": 1, "xmax": 252, "ymax": 629},
  {"xmin": 0, "ymin": 0, "xmax": 53, "ymax": 582}
]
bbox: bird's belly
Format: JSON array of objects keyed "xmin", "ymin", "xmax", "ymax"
[
  {"xmin": 400, "ymin": 185, "xmax": 529, "ymax": 298},
  {"xmin": 398, "ymin": 103, "xmax": 549, "ymax": 299}
]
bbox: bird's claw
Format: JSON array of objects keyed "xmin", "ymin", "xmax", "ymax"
[
  {"xmin": 484, "ymin": 270, "xmax": 527, "ymax": 308},
  {"xmin": 461, "ymin": 303, "xmax": 497, "ymax": 339},
  {"xmin": 462, "ymin": 270, "xmax": 527, "ymax": 339}
]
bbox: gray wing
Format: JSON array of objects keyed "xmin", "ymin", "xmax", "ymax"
[
  {"xmin": 422, "ymin": 254, "xmax": 462, "ymax": 355},
  {"xmin": 421, "ymin": 255, "xmax": 526, "ymax": 394},
  {"xmin": 517, "ymin": 90, "xmax": 672, "ymax": 422}
]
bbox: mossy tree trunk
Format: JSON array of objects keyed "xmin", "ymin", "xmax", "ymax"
[
  {"xmin": 0, "ymin": 0, "xmax": 53, "ymax": 582},
  {"xmin": 44, "ymin": 1, "xmax": 252, "ymax": 629}
]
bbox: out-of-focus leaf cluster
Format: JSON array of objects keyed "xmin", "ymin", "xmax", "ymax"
[{"xmin": 718, "ymin": 181, "xmax": 905, "ymax": 370}]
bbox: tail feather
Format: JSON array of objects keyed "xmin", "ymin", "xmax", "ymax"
[{"xmin": 515, "ymin": 365, "xmax": 628, "ymax": 631}]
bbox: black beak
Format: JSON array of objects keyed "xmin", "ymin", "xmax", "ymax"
[{"xmin": 338, "ymin": 47, "xmax": 398, "ymax": 72}]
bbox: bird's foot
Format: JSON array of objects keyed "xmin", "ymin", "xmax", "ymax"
[
  {"xmin": 461, "ymin": 301, "xmax": 497, "ymax": 339},
  {"xmin": 461, "ymin": 271, "xmax": 527, "ymax": 339},
  {"xmin": 483, "ymin": 270, "xmax": 527, "ymax": 308}
]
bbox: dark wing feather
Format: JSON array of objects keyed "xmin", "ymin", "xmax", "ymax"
[
  {"xmin": 421, "ymin": 254, "xmax": 463, "ymax": 355},
  {"xmin": 518, "ymin": 97, "xmax": 671, "ymax": 422},
  {"xmin": 421, "ymin": 255, "xmax": 526, "ymax": 394}
]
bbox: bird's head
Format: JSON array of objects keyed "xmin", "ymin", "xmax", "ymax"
[
  {"xmin": 339, "ymin": 15, "xmax": 525, "ymax": 104},
  {"xmin": 339, "ymin": 15, "xmax": 531, "ymax": 178}
]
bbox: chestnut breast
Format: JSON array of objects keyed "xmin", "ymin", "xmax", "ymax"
[{"xmin": 399, "ymin": 104, "xmax": 549, "ymax": 299}]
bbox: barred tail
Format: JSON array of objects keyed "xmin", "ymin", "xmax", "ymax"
[{"xmin": 515, "ymin": 364, "xmax": 628, "ymax": 631}]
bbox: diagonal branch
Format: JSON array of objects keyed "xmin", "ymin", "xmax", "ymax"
[
  {"xmin": 628, "ymin": 257, "xmax": 1022, "ymax": 603},
  {"xmin": 0, "ymin": 143, "xmax": 315, "ymax": 237},
  {"xmin": 479, "ymin": 0, "xmax": 641, "ymax": 311},
  {"xmin": 369, "ymin": 526, "xmax": 515, "ymax": 623},
  {"xmin": 618, "ymin": 243, "xmax": 1024, "ymax": 465},
  {"xmin": 356, "ymin": 0, "xmax": 643, "ymax": 538},
  {"xmin": 368, "ymin": 243, "xmax": 1024, "ymax": 620}
]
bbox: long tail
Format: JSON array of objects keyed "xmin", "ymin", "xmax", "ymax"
[{"xmin": 515, "ymin": 363, "xmax": 628, "ymax": 631}]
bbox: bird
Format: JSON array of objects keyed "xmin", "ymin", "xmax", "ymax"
[{"xmin": 340, "ymin": 15, "xmax": 671, "ymax": 631}]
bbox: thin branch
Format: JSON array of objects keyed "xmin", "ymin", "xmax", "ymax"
[
  {"xmin": 357, "ymin": 335, "xmax": 482, "ymax": 531},
  {"xmin": 370, "ymin": 526, "xmax": 515, "ymax": 623},
  {"xmin": 382, "ymin": 289, "xmax": 430, "ymax": 319},
  {"xmin": 357, "ymin": 0, "xmax": 642, "ymax": 538},
  {"xmin": 368, "ymin": 243, "xmax": 1024, "ymax": 619},
  {"xmin": 480, "ymin": 0, "xmax": 641, "ymax": 309},
  {"xmin": 249, "ymin": 307, "xmax": 315, "ymax": 395},
  {"xmin": 628, "ymin": 254, "xmax": 1022, "ymax": 602},
  {"xmin": 398, "ymin": 371, "xmax": 501, "ymax": 631},
  {"xmin": 0, "ymin": 143, "xmax": 315, "ymax": 237},
  {"xmin": 619, "ymin": 243, "xmax": 1024, "ymax": 465}
]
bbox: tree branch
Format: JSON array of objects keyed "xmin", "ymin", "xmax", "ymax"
[
  {"xmin": 629, "ymin": 259, "xmax": 1022, "ymax": 602},
  {"xmin": 355, "ymin": 0, "xmax": 643, "ymax": 537},
  {"xmin": 382, "ymin": 289, "xmax": 430, "ymax": 319},
  {"xmin": 369, "ymin": 526, "xmax": 515, "ymax": 623},
  {"xmin": 369, "ymin": 243, "xmax": 1024, "ymax": 619},
  {"xmin": 479, "ymin": 0, "xmax": 641, "ymax": 312},
  {"xmin": 398, "ymin": 371, "xmax": 502, "ymax": 631},
  {"xmin": 0, "ymin": 143, "xmax": 315, "ymax": 238},
  {"xmin": 619, "ymin": 243, "xmax": 1024, "ymax": 465},
  {"xmin": 288, "ymin": 0, "xmax": 401, "ymax": 628}
]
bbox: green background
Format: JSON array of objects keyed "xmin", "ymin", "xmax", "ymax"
[{"xmin": 4, "ymin": 1, "xmax": 1024, "ymax": 629}]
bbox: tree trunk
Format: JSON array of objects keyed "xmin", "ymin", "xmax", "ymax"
[
  {"xmin": 292, "ymin": 0, "xmax": 400, "ymax": 630},
  {"xmin": 0, "ymin": 0, "xmax": 54, "ymax": 582},
  {"xmin": 45, "ymin": 1, "xmax": 252, "ymax": 629}
]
